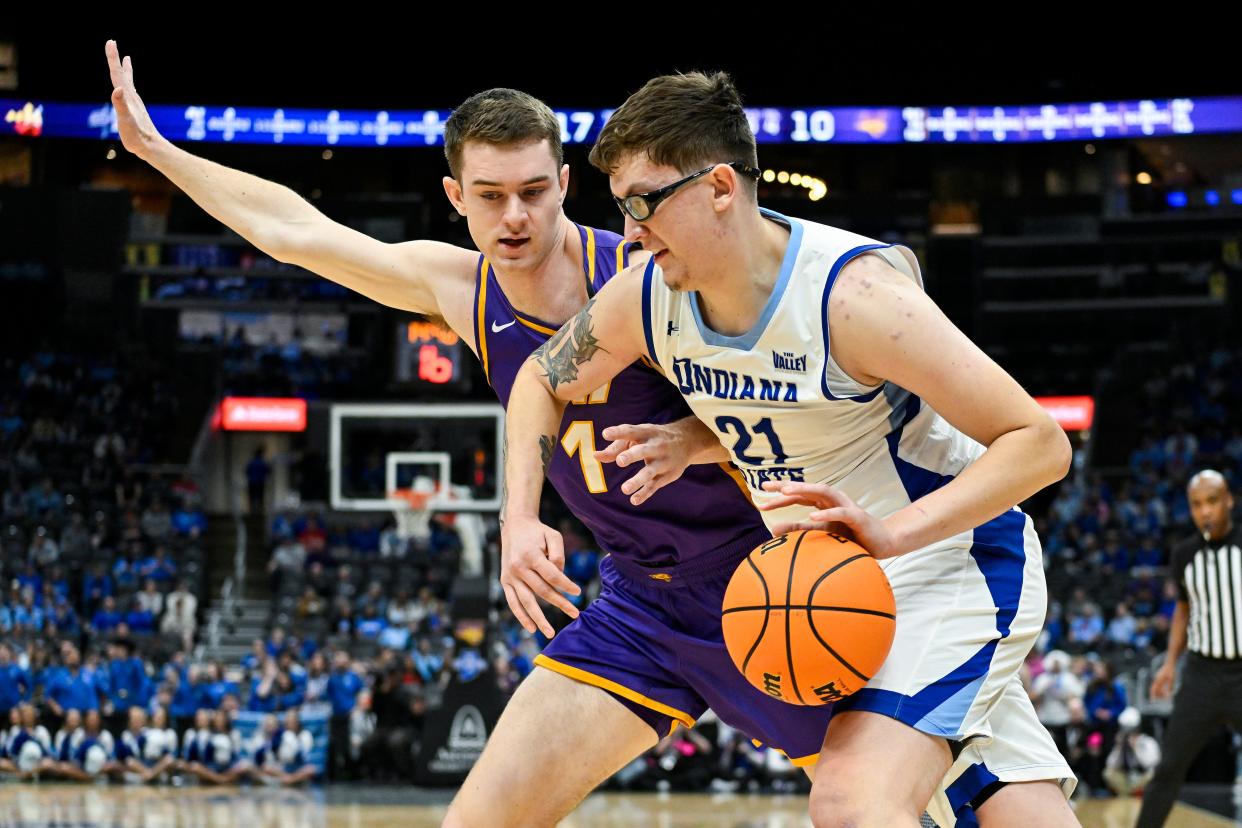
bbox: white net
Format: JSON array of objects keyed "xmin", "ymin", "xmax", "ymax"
[
  {"xmin": 391, "ymin": 475, "xmax": 437, "ymax": 543},
  {"xmin": 389, "ymin": 478, "xmax": 487, "ymax": 576}
]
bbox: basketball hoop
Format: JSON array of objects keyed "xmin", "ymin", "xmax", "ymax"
[{"xmin": 389, "ymin": 484, "xmax": 436, "ymax": 542}]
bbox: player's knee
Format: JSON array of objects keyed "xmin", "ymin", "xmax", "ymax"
[
  {"xmin": 809, "ymin": 775, "xmax": 920, "ymax": 828},
  {"xmin": 443, "ymin": 799, "xmax": 542, "ymax": 828},
  {"xmin": 808, "ymin": 793, "xmax": 897, "ymax": 828}
]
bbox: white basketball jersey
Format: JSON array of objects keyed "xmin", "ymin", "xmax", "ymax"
[{"xmin": 642, "ymin": 209, "xmax": 985, "ymax": 531}]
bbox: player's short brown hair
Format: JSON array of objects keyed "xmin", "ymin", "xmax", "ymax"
[
  {"xmin": 444, "ymin": 88, "xmax": 563, "ymax": 179},
  {"xmin": 590, "ymin": 71, "xmax": 758, "ymax": 178}
]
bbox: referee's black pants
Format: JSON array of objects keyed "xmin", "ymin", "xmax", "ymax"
[{"xmin": 1137, "ymin": 653, "xmax": 1242, "ymax": 828}]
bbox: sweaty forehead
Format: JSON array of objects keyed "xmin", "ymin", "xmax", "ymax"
[
  {"xmin": 461, "ymin": 139, "xmax": 558, "ymax": 184},
  {"xmin": 610, "ymin": 154, "xmax": 682, "ymax": 196}
]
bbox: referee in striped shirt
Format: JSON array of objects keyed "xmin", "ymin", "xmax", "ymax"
[{"xmin": 1138, "ymin": 469, "xmax": 1240, "ymax": 827}]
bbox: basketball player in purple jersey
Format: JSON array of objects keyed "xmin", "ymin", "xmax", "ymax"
[{"xmin": 106, "ymin": 41, "xmax": 841, "ymax": 826}]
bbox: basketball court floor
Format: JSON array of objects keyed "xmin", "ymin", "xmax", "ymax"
[{"xmin": 0, "ymin": 783, "xmax": 1236, "ymax": 827}]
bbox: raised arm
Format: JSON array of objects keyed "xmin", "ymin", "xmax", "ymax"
[{"xmin": 105, "ymin": 40, "xmax": 476, "ymax": 324}]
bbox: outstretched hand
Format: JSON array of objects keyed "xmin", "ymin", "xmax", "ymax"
[
  {"xmin": 594, "ymin": 422, "xmax": 694, "ymax": 505},
  {"xmin": 105, "ymin": 40, "xmax": 163, "ymax": 158}
]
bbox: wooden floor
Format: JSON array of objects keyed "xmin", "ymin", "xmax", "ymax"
[{"xmin": 0, "ymin": 783, "xmax": 1235, "ymax": 827}]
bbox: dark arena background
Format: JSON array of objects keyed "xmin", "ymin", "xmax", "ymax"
[{"xmin": 1, "ymin": 24, "xmax": 1240, "ymax": 827}]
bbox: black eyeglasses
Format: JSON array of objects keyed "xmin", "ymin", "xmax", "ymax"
[{"xmin": 612, "ymin": 161, "xmax": 762, "ymax": 222}]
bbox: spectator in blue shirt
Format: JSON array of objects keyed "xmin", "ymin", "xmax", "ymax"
[
  {"xmin": 29, "ymin": 647, "xmax": 60, "ymax": 703},
  {"xmin": 1070, "ymin": 606, "xmax": 1106, "ymax": 648},
  {"xmin": 91, "ymin": 596, "xmax": 123, "ymax": 634},
  {"xmin": 1085, "ymin": 661, "xmax": 1128, "ymax": 748},
  {"xmin": 241, "ymin": 638, "xmax": 267, "ymax": 675},
  {"xmin": 48, "ymin": 597, "xmax": 80, "ymax": 636},
  {"xmin": 125, "ymin": 597, "xmax": 156, "ymax": 634},
  {"xmin": 275, "ymin": 670, "xmax": 305, "ymax": 710},
  {"xmin": 1106, "ymin": 603, "xmax": 1139, "ymax": 648},
  {"xmin": 326, "ymin": 651, "xmax": 363, "ymax": 781},
  {"xmin": 112, "ymin": 553, "xmax": 139, "ymax": 592},
  {"xmin": 15, "ymin": 565, "xmax": 42, "ymax": 599},
  {"xmin": 248, "ymin": 661, "xmax": 282, "ymax": 713},
  {"xmin": 13, "ymin": 591, "xmax": 44, "ymax": 632},
  {"xmin": 249, "ymin": 660, "xmax": 304, "ymax": 713},
  {"xmin": 327, "ymin": 652, "xmax": 363, "ymax": 717},
  {"xmin": 1101, "ymin": 535, "xmax": 1131, "ymax": 572},
  {"xmin": 46, "ymin": 566, "xmax": 71, "ymax": 603},
  {"xmin": 1134, "ymin": 536, "xmax": 1164, "ymax": 569},
  {"xmin": 355, "ymin": 604, "xmax": 387, "ymax": 639},
  {"xmin": 0, "ymin": 643, "xmax": 30, "ymax": 714},
  {"xmin": 103, "ymin": 640, "xmax": 149, "ymax": 721},
  {"xmin": 197, "ymin": 662, "xmax": 239, "ymax": 710},
  {"xmin": 278, "ymin": 651, "xmax": 307, "ymax": 693},
  {"xmin": 1041, "ymin": 604, "xmax": 1066, "ymax": 652},
  {"xmin": 167, "ymin": 660, "xmax": 200, "ymax": 729},
  {"xmin": 45, "ymin": 647, "xmax": 101, "ymax": 716},
  {"xmin": 83, "ymin": 563, "xmax": 114, "ymax": 615},
  {"xmin": 271, "ymin": 511, "xmax": 295, "ymax": 540},
  {"xmin": 171, "ymin": 504, "xmax": 207, "ymax": 537},
  {"xmin": 265, "ymin": 627, "xmax": 288, "ymax": 659},
  {"xmin": 377, "ymin": 621, "xmax": 412, "ymax": 651},
  {"xmin": 138, "ymin": 547, "xmax": 177, "ymax": 584}
]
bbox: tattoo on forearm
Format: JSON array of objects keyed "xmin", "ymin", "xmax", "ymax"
[
  {"xmin": 539, "ymin": 435, "xmax": 555, "ymax": 474},
  {"xmin": 533, "ymin": 297, "xmax": 607, "ymax": 392}
]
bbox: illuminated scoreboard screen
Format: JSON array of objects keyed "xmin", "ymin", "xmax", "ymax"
[
  {"xmin": 8, "ymin": 95, "xmax": 1242, "ymax": 146},
  {"xmin": 395, "ymin": 319, "xmax": 466, "ymax": 388}
]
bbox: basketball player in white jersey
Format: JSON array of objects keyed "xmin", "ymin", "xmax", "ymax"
[{"xmin": 502, "ymin": 72, "xmax": 1079, "ymax": 828}]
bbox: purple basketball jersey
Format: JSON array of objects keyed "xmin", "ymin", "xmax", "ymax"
[{"xmin": 473, "ymin": 224, "xmax": 769, "ymax": 570}]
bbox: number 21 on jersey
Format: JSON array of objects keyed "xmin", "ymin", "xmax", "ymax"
[{"xmin": 715, "ymin": 416, "xmax": 788, "ymax": 466}]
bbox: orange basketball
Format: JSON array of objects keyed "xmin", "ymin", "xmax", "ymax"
[{"xmin": 721, "ymin": 530, "xmax": 896, "ymax": 706}]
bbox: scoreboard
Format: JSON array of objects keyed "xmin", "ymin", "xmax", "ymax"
[{"xmin": 395, "ymin": 319, "xmax": 466, "ymax": 389}]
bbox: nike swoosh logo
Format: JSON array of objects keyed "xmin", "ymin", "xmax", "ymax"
[{"xmin": 492, "ymin": 320, "xmax": 517, "ymax": 333}]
